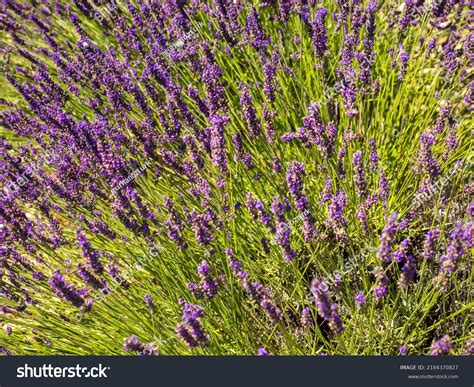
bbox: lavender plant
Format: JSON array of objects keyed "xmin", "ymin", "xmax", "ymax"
[{"xmin": 0, "ymin": 0, "xmax": 472, "ymax": 356}]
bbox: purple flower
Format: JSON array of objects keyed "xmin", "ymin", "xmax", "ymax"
[
  {"xmin": 164, "ymin": 196, "xmax": 187, "ymax": 251},
  {"xmin": 262, "ymin": 59, "xmax": 277, "ymax": 104},
  {"xmin": 429, "ymin": 335, "xmax": 452, "ymax": 356},
  {"xmin": 393, "ymin": 239, "xmax": 410, "ymax": 263},
  {"xmin": 49, "ymin": 270, "xmax": 85, "ymax": 308},
  {"xmin": 431, "ymin": 0, "xmax": 450, "ymax": 19},
  {"xmin": 108, "ymin": 262, "xmax": 128, "ymax": 288},
  {"xmin": 433, "ymin": 102, "xmax": 452, "ymax": 135},
  {"xmin": 435, "ymin": 222, "xmax": 467, "ymax": 292},
  {"xmin": 422, "ymin": 229, "xmax": 439, "ymax": 260},
  {"xmin": 257, "ymin": 347, "xmax": 270, "ymax": 356},
  {"xmin": 320, "ymin": 177, "xmax": 333, "ymax": 203},
  {"xmin": 464, "ymin": 222, "xmax": 472, "ymax": 248},
  {"xmin": 175, "ymin": 300, "xmax": 209, "ymax": 349},
  {"xmin": 282, "ymin": 103, "xmax": 336, "ymax": 156},
  {"xmin": 271, "ymin": 196, "xmax": 297, "ymax": 262},
  {"xmin": 311, "ymin": 279, "xmax": 344, "ymax": 334},
  {"xmin": 124, "ymin": 335, "xmax": 159, "ymax": 356},
  {"xmin": 188, "ymin": 85, "xmax": 209, "ymax": 117},
  {"xmin": 232, "ymin": 133, "xmax": 253, "ymax": 169},
  {"xmin": 464, "ymin": 81, "xmax": 473, "ymax": 106},
  {"xmin": 441, "ymin": 38, "xmax": 459, "ymax": 80},
  {"xmin": 426, "ymin": 38, "xmax": 436, "ymax": 57},
  {"xmin": 77, "ymin": 264, "xmax": 107, "ymax": 291},
  {"xmin": 209, "ymin": 114, "xmax": 229, "ymax": 175},
  {"xmin": 201, "ymin": 44, "xmax": 227, "ymax": 114},
  {"xmin": 378, "ymin": 170, "xmax": 390, "ymax": 202},
  {"xmin": 374, "ymin": 282, "xmax": 387, "ymax": 300},
  {"xmin": 77, "ymin": 231, "xmax": 103, "ymax": 275},
  {"xmin": 358, "ymin": 1, "xmax": 378, "ymax": 92},
  {"xmin": 246, "ymin": 193, "xmax": 274, "ymax": 232},
  {"xmin": 286, "ymin": 161, "xmax": 316, "ymax": 241},
  {"xmin": 336, "ymin": 33, "xmax": 358, "ymax": 117},
  {"xmin": 398, "ymin": 50, "xmax": 410, "ymax": 81},
  {"xmin": 272, "ymin": 156, "xmax": 282, "ymax": 173},
  {"xmin": 376, "ymin": 213, "xmax": 398, "ymax": 264},
  {"xmin": 467, "ymin": 203, "xmax": 474, "ymax": 217},
  {"xmin": 398, "ymin": 254, "xmax": 416, "ymax": 289},
  {"xmin": 187, "ymin": 260, "xmax": 218, "ymax": 300},
  {"xmin": 399, "ymin": 0, "xmax": 416, "ymax": 30},
  {"xmin": 443, "ymin": 120, "xmax": 458, "ymax": 159},
  {"xmin": 353, "ymin": 151, "xmax": 367, "ymax": 198},
  {"xmin": 227, "ymin": 250, "xmax": 282, "ymax": 324},
  {"xmin": 325, "ymin": 190, "xmax": 349, "ymax": 242},
  {"xmin": 399, "ymin": 345, "xmax": 409, "ymax": 356},
  {"xmin": 144, "ymin": 294, "xmax": 154, "ymax": 311},
  {"xmin": 334, "ymin": 0, "xmax": 350, "ymax": 31},
  {"xmin": 240, "ymin": 84, "xmax": 261, "ymax": 138},
  {"xmin": 245, "ymin": 6, "xmax": 270, "ymax": 50},
  {"xmin": 311, "ymin": 8, "xmax": 328, "ymax": 61},
  {"xmin": 263, "ymin": 105, "xmax": 276, "ymax": 143},
  {"xmin": 300, "ymin": 306, "xmax": 313, "ymax": 327},
  {"xmin": 373, "ymin": 266, "xmax": 388, "ymax": 300},
  {"xmin": 357, "ymin": 205, "xmax": 368, "ymax": 234},
  {"xmin": 355, "ymin": 292, "xmax": 366, "ymax": 306},
  {"xmin": 311, "ymin": 280, "xmax": 331, "ymax": 319},
  {"xmin": 368, "ymin": 139, "xmax": 379, "ymax": 172},
  {"xmin": 464, "ymin": 338, "xmax": 474, "ymax": 355},
  {"xmin": 32, "ymin": 271, "xmax": 44, "ymax": 280},
  {"xmin": 187, "ymin": 208, "xmax": 217, "ymax": 246}
]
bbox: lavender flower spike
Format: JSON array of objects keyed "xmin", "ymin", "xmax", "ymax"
[
  {"xmin": 271, "ymin": 196, "xmax": 297, "ymax": 262},
  {"xmin": 422, "ymin": 229, "xmax": 439, "ymax": 260},
  {"xmin": 187, "ymin": 260, "xmax": 218, "ymax": 300},
  {"xmin": 240, "ymin": 84, "xmax": 261, "ymax": 138},
  {"xmin": 144, "ymin": 294, "xmax": 155, "ymax": 311},
  {"xmin": 49, "ymin": 270, "xmax": 85, "ymax": 308},
  {"xmin": 429, "ymin": 335, "xmax": 452, "ymax": 356},
  {"xmin": 124, "ymin": 335, "xmax": 159, "ymax": 356},
  {"xmin": 175, "ymin": 300, "xmax": 209, "ymax": 349},
  {"xmin": 286, "ymin": 161, "xmax": 316, "ymax": 241},
  {"xmin": 311, "ymin": 279, "xmax": 344, "ymax": 334},
  {"xmin": 209, "ymin": 114, "xmax": 229, "ymax": 175},
  {"xmin": 311, "ymin": 8, "xmax": 328, "ymax": 61},
  {"xmin": 376, "ymin": 213, "xmax": 398, "ymax": 264},
  {"xmin": 352, "ymin": 151, "xmax": 367, "ymax": 198}
]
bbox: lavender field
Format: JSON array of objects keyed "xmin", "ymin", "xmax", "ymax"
[{"xmin": 0, "ymin": 0, "xmax": 472, "ymax": 356}]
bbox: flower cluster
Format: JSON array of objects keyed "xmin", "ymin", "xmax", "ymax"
[
  {"xmin": 49, "ymin": 270, "xmax": 85, "ymax": 308},
  {"xmin": 434, "ymin": 222, "xmax": 469, "ymax": 292},
  {"xmin": 311, "ymin": 279, "xmax": 344, "ymax": 334},
  {"xmin": 286, "ymin": 161, "xmax": 316, "ymax": 241},
  {"xmin": 124, "ymin": 335, "xmax": 159, "ymax": 356},
  {"xmin": 429, "ymin": 335, "xmax": 452, "ymax": 356},
  {"xmin": 187, "ymin": 260, "xmax": 219, "ymax": 300},
  {"xmin": 271, "ymin": 196, "xmax": 297, "ymax": 262},
  {"xmin": 175, "ymin": 300, "xmax": 209, "ymax": 349}
]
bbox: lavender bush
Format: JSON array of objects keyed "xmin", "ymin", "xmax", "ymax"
[{"xmin": 0, "ymin": 0, "xmax": 472, "ymax": 355}]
